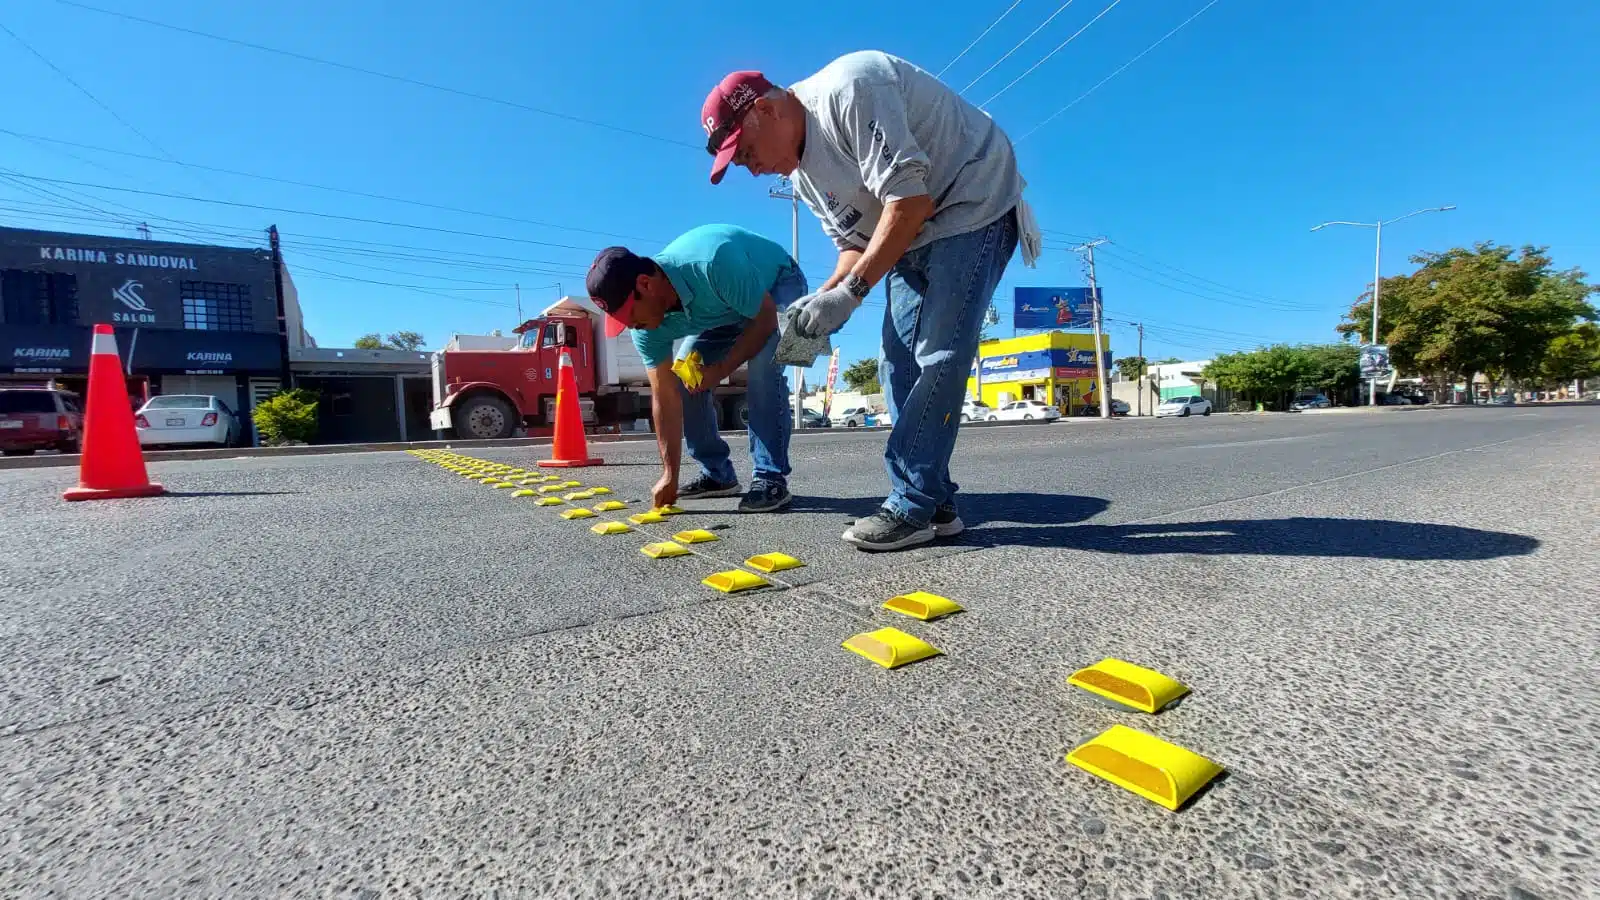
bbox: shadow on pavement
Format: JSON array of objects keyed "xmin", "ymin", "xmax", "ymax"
[
  {"xmin": 965, "ymin": 517, "xmax": 1540, "ymax": 560},
  {"xmin": 160, "ymin": 490, "xmax": 302, "ymax": 498},
  {"xmin": 792, "ymin": 492, "xmax": 1113, "ymax": 525}
]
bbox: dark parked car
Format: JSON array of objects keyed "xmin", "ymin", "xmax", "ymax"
[
  {"xmin": 800, "ymin": 409, "xmax": 831, "ymax": 428},
  {"xmin": 0, "ymin": 387, "xmax": 83, "ymax": 456},
  {"xmin": 1290, "ymin": 393, "xmax": 1332, "ymax": 411}
]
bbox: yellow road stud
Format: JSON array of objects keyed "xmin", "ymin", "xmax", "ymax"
[
  {"xmin": 654, "ymin": 505, "xmax": 686, "ymax": 515},
  {"xmin": 1066, "ymin": 725, "xmax": 1222, "ymax": 811},
  {"xmin": 745, "ymin": 552, "xmax": 804, "ymax": 574},
  {"xmin": 564, "ymin": 490, "xmax": 596, "ymax": 501},
  {"xmin": 537, "ymin": 485, "xmax": 564, "ymax": 493},
  {"xmin": 561, "ymin": 508, "xmax": 597, "ymax": 520},
  {"xmin": 883, "ymin": 591, "xmax": 963, "ymax": 621},
  {"xmin": 641, "ymin": 541, "xmax": 689, "ymax": 559},
  {"xmin": 673, "ymin": 529, "xmax": 719, "ymax": 544},
  {"xmin": 629, "ymin": 511, "xmax": 666, "ymax": 525},
  {"xmin": 842, "ymin": 627, "xmax": 942, "ymax": 669},
  {"xmin": 561, "ymin": 480, "xmax": 583, "ymax": 488},
  {"xmin": 493, "ymin": 482, "xmax": 517, "ymax": 489},
  {"xmin": 535, "ymin": 497, "xmax": 564, "ymax": 506},
  {"xmin": 511, "ymin": 489, "xmax": 536, "ymax": 498},
  {"xmin": 702, "ymin": 569, "xmax": 770, "ymax": 593},
  {"xmin": 591, "ymin": 521, "xmax": 633, "ymax": 535},
  {"xmin": 1067, "ymin": 659, "xmax": 1189, "ymax": 714},
  {"xmin": 588, "ymin": 487, "xmax": 613, "ymax": 495},
  {"xmin": 593, "ymin": 500, "xmax": 628, "ymax": 512}
]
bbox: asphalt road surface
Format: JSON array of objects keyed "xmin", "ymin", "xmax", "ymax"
[{"xmin": 3, "ymin": 407, "xmax": 1596, "ymax": 899}]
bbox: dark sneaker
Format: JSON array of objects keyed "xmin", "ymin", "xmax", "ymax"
[
  {"xmin": 842, "ymin": 510, "xmax": 936, "ymax": 552},
  {"xmin": 932, "ymin": 504, "xmax": 964, "ymax": 538},
  {"xmin": 679, "ymin": 473, "xmax": 741, "ymax": 499},
  {"xmin": 738, "ymin": 479, "xmax": 791, "ymax": 512}
]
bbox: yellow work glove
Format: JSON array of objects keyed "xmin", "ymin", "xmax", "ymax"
[{"xmin": 672, "ymin": 351, "xmax": 704, "ymax": 391}]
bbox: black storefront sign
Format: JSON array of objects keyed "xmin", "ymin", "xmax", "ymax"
[{"xmin": 1, "ymin": 325, "xmax": 283, "ymax": 375}]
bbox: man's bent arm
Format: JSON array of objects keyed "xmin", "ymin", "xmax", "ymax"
[
  {"xmin": 821, "ymin": 249, "xmax": 864, "ymax": 291},
  {"xmin": 849, "ymin": 194, "xmax": 935, "ymax": 291},
  {"xmin": 706, "ymin": 295, "xmax": 779, "ymax": 381},
  {"xmin": 645, "ymin": 362, "xmax": 683, "ymax": 478}
]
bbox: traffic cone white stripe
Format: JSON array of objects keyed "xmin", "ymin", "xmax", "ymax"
[{"xmin": 91, "ymin": 331, "xmax": 118, "ymax": 355}]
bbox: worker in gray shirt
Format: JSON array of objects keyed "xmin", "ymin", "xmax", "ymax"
[{"xmin": 701, "ymin": 50, "xmax": 1040, "ymax": 551}]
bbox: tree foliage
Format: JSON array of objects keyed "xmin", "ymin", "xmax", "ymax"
[
  {"xmin": 1115, "ymin": 356, "xmax": 1148, "ymax": 380},
  {"xmin": 354, "ymin": 331, "xmax": 427, "ymax": 351},
  {"xmin": 1337, "ymin": 242, "xmax": 1597, "ymax": 394},
  {"xmin": 1202, "ymin": 344, "xmax": 1360, "ymax": 407},
  {"xmin": 252, "ymin": 389, "xmax": 319, "ymax": 446},
  {"xmin": 841, "ymin": 358, "xmax": 881, "ymax": 394},
  {"xmin": 1540, "ymin": 323, "xmax": 1600, "ymax": 386},
  {"xmin": 353, "ymin": 334, "xmax": 384, "ymax": 349}
]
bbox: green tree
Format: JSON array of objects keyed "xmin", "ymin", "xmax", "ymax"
[
  {"xmin": 252, "ymin": 389, "xmax": 319, "ymax": 446},
  {"xmin": 353, "ymin": 333, "xmax": 385, "ymax": 349},
  {"xmin": 1155, "ymin": 357, "xmax": 1183, "ymax": 364},
  {"xmin": 1298, "ymin": 343, "xmax": 1361, "ymax": 397},
  {"xmin": 386, "ymin": 330, "xmax": 426, "ymax": 351},
  {"xmin": 1203, "ymin": 345, "xmax": 1315, "ymax": 409},
  {"xmin": 1115, "ymin": 356, "xmax": 1148, "ymax": 380},
  {"xmin": 1337, "ymin": 242, "xmax": 1597, "ymax": 400},
  {"xmin": 841, "ymin": 357, "xmax": 881, "ymax": 394},
  {"xmin": 1540, "ymin": 323, "xmax": 1600, "ymax": 388}
]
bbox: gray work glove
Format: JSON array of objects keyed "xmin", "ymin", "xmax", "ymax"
[
  {"xmin": 775, "ymin": 304, "xmax": 832, "ymax": 367},
  {"xmin": 791, "ymin": 283, "xmax": 865, "ymax": 338}
]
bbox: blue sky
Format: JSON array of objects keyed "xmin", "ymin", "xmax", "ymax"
[{"xmin": 2, "ymin": 0, "xmax": 1596, "ymax": 383}]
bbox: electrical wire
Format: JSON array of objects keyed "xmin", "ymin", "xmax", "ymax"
[
  {"xmin": 960, "ymin": 0, "xmax": 1081, "ymax": 94},
  {"xmin": 1018, "ymin": 0, "xmax": 1224, "ymax": 142},
  {"xmin": 980, "ymin": 0, "xmax": 1127, "ymax": 108},
  {"xmin": 936, "ymin": 0, "xmax": 1027, "ymax": 77}
]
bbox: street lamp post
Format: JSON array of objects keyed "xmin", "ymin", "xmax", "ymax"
[
  {"xmin": 1312, "ymin": 205, "xmax": 1456, "ymax": 407},
  {"xmin": 770, "ymin": 177, "xmax": 804, "ymax": 430}
]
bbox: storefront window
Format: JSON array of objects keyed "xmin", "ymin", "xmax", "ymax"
[
  {"xmin": 181, "ymin": 282, "xmax": 251, "ymax": 331},
  {"xmin": 2, "ymin": 270, "xmax": 78, "ymax": 325}
]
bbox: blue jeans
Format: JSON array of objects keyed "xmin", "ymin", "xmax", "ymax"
[
  {"xmin": 677, "ymin": 261, "xmax": 808, "ymax": 487},
  {"xmin": 879, "ymin": 210, "xmax": 1018, "ymax": 525}
]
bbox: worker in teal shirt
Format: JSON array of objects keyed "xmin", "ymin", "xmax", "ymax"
[{"xmin": 586, "ymin": 224, "xmax": 808, "ymax": 512}]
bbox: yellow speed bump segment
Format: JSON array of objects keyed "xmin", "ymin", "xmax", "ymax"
[
  {"xmin": 1067, "ymin": 659, "xmax": 1190, "ymax": 714},
  {"xmin": 703, "ymin": 569, "xmax": 770, "ymax": 593},
  {"xmin": 672, "ymin": 529, "xmax": 719, "ymax": 544},
  {"xmin": 593, "ymin": 500, "xmax": 627, "ymax": 512},
  {"xmin": 654, "ymin": 505, "xmax": 685, "ymax": 516},
  {"xmin": 842, "ymin": 627, "xmax": 942, "ymax": 670},
  {"xmin": 493, "ymin": 482, "xmax": 517, "ymax": 489},
  {"xmin": 537, "ymin": 485, "xmax": 564, "ymax": 494},
  {"xmin": 591, "ymin": 521, "xmax": 633, "ymax": 535},
  {"xmin": 560, "ymin": 508, "xmax": 597, "ymax": 520},
  {"xmin": 535, "ymin": 497, "xmax": 565, "ymax": 507},
  {"xmin": 561, "ymin": 480, "xmax": 583, "ymax": 488},
  {"xmin": 588, "ymin": 486, "xmax": 613, "ymax": 495},
  {"xmin": 1066, "ymin": 725, "xmax": 1222, "ymax": 811},
  {"xmin": 745, "ymin": 552, "xmax": 803, "ymax": 574},
  {"xmin": 883, "ymin": 591, "xmax": 962, "ymax": 621},
  {"xmin": 511, "ymin": 489, "xmax": 536, "ymax": 498},
  {"xmin": 563, "ymin": 490, "xmax": 596, "ymax": 501},
  {"xmin": 641, "ymin": 541, "xmax": 690, "ymax": 559},
  {"xmin": 629, "ymin": 511, "xmax": 667, "ymax": 525}
]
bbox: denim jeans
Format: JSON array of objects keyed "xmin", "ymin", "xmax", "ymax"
[
  {"xmin": 677, "ymin": 261, "xmax": 809, "ymax": 487},
  {"xmin": 879, "ymin": 210, "xmax": 1018, "ymax": 525}
]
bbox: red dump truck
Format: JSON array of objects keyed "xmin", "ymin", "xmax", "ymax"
[{"xmin": 428, "ymin": 295, "xmax": 750, "ymax": 440}]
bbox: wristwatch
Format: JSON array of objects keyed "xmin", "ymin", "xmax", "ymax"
[{"xmin": 843, "ymin": 273, "xmax": 872, "ymax": 300}]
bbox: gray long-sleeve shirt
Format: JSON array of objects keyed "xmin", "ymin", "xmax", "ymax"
[{"xmin": 789, "ymin": 50, "xmax": 1023, "ymax": 253}]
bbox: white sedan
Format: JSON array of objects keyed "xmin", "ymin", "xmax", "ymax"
[
  {"xmin": 136, "ymin": 395, "xmax": 243, "ymax": 447},
  {"xmin": 988, "ymin": 399, "xmax": 1061, "ymax": 422},
  {"xmin": 1155, "ymin": 395, "xmax": 1213, "ymax": 418}
]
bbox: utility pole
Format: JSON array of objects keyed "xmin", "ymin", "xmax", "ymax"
[
  {"xmin": 770, "ymin": 177, "xmax": 805, "ymax": 429},
  {"xmin": 1135, "ymin": 321, "xmax": 1144, "ymax": 417},
  {"xmin": 514, "ymin": 283, "xmax": 522, "ymax": 322},
  {"xmin": 1068, "ymin": 238, "xmax": 1112, "ymax": 419}
]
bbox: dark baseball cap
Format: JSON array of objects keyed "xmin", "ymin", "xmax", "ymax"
[
  {"xmin": 701, "ymin": 70, "xmax": 773, "ymax": 185},
  {"xmin": 586, "ymin": 246, "xmax": 653, "ymax": 338}
]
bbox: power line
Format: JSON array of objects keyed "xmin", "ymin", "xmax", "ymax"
[
  {"xmin": 980, "ymin": 0, "xmax": 1127, "ymax": 109},
  {"xmin": 53, "ymin": 0, "xmax": 699, "ymax": 151},
  {"xmin": 936, "ymin": 0, "xmax": 1026, "ymax": 77},
  {"xmin": 0, "ymin": 128, "xmax": 667, "ymax": 244},
  {"xmin": 1100, "ymin": 242, "xmax": 1307, "ymax": 308},
  {"xmin": 960, "ymin": 0, "xmax": 1082, "ymax": 95},
  {"xmin": 1018, "ymin": 0, "xmax": 1224, "ymax": 142},
  {"xmin": 1092, "ymin": 252, "xmax": 1325, "ymax": 313},
  {"xmin": 289, "ymin": 265, "xmax": 516, "ymax": 307}
]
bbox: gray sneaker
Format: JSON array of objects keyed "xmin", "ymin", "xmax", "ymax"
[
  {"xmin": 842, "ymin": 511, "xmax": 936, "ymax": 552},
  {"xmin": 738, "ymin": 479, "xmax": 791, "ymax": 512},
  {"xmin": 679, "ymin": 472, "xmax": 741, "ymax": 499},
  {"xmin": 932, "ymin": 504, "xmax": 964, "ymax": 537}
]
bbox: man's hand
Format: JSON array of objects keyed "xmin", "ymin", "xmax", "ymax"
[
  {"xmin": 690, "ymin": 359, "xmax": 732, "ymax": 394},
  {"xmin": 792, "ymin": 283, "xmax": 865, "ymax": 338},
  {"xmin": 652, "ymin": 471, "xmax": 678, "ymax": 508}
]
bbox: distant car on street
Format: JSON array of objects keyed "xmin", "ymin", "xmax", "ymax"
[
  {"xmin": 959, "ymin": 400, "xmax": 993, "ymax": 422},
  {"xmin": 0, "ymin": 386, "xmax": 82, "ymax": 456},
  {"xmin": 799, "ymin": 409, "xmax": 830, "ymax": 428},
  {"xmin": 1156, "ymin": 395, "xmax": 1212, "ymax": 418},
  {"xmin": 1075, "ymin": 399, "xmax": 1131, "ymax": 417},
  {"xmin": 831, "ymin": 406, "xmax": 870, "ymax": 427},
  {"xmin": 989, "ymin": 399, "xmax": 1060, "ymax": 422},
  {"xmin": 135, "ymin": 395, "xmax": 242, "ymax": 447},
  {"xmin": 1290, "ymin": 393, "xmax": 1332, "ymax": 411},
  {"xmin": 1488, "ymin": 393, "xmax": 1516, "ymax": 406}
]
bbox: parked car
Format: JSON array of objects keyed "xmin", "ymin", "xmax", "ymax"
[
  {"xmin": 1156, "ymin": 395, "xmax": 1212, "ymax": 418},
  {"xmin": 1290, "ymin": 393, "xmax": 1332, "ymax": 411},
  {"xmin": 1488, "ymin": 393, "xmax": 1516, "ymax": 406},
  {"xmin": 989, "ymin": 399, "xmax": 1060, "ymax": 422},
  {"xmin": 830, "ymin": 405, "xmax": 870, "ymax": 427},
  {"xmin": 0, "ymin": 387, "xmax": 82, "ymax": 455},
  {"xmin": 1374, "ymin": 392, "xmax": 1413, "ymax": 406},
  {"xmin": 1074, "ymin": 399, "xmax": 1132, "ymax": 417},
  {"xmin": 799, "ymin": 409, "xmax": 830, "ymax": 428},
  {"xmin": 135, "ymin": 395, "xmax": 242, "ymax": 447},
  {"xmin": 959, "ymin": 400, "xmax": 993, "ymax": 422}
]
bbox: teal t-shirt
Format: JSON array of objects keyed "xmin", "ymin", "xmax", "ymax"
[{"xmin": 630, "ymin": 224, "xmax": 793, "ymax": 368}]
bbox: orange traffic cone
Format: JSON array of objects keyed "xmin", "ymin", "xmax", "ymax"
[
  {"xmin": 538, "ymin": 349, "xmax": 603, "ymax": 468},
  {"xmin": 63, "ymin": 324, "xmax": 165, "ymax": 501}
]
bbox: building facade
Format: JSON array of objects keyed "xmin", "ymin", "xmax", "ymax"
[
  {"xmin": 966, "ymin": 331, "xmax": 1113, "ymax": 414},
  {"xmin": 0, "ymin": 226, "xmax": 311, "ymax": 432}
]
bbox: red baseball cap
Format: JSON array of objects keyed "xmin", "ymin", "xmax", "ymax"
[{"xmin": 701, "ymin": 70, "xmax": 773, "ymax": 184}]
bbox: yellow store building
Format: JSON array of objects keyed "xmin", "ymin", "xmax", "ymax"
[{"xmin": 965, "ymin": 331, "xmax": 1112, "ymax": 414}]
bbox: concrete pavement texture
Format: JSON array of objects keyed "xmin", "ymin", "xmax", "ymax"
[{"xmin": 2, "ymin": 406, "xmax": 1596, "ymax": 898}]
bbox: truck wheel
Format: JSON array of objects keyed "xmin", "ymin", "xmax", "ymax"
[{"xmin": 456, "ymin": 394, "xmax": 517, "ymax": 440}]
